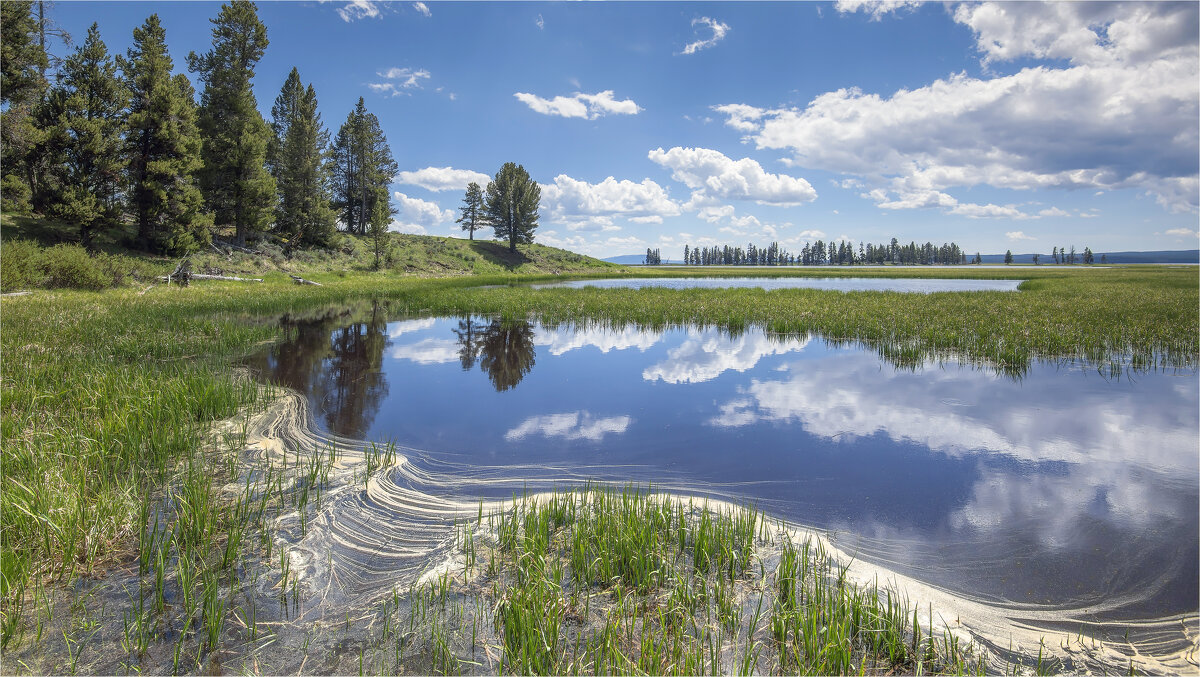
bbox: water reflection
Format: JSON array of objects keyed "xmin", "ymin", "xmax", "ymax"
[
  {"xmin": 475, "ymin": 319, "xmax": 536, "ymax": 392},
  {"xmin": 244, "ymin": 302, "xmax": 389, "ymax": 437},
  {"xmin": 246, "ymin": 310, "xmax": 1198, "ymax": 629}
]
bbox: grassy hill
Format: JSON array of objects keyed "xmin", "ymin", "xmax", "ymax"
[{"xmin": 0, "ymin": 212, "xmax": 619, "ymax": 290}]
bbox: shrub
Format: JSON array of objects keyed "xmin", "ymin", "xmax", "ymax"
[
  {"xmin": 40, "ymin": 244, "xmax": 112, "ymax": 290},
  {"xmin": 0, "ymin": 238, "xmax": 44, "ymax": 290}
]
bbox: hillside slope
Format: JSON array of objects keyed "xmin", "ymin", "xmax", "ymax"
[{"xmin": 1, "ymin": 212, "xmax": 620, "ymax": 289}]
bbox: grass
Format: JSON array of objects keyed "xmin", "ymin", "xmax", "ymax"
[
  {"xmin": 0, "ymin": 230, "xmax": 1194, "ymax": 672},
  {"xmin": 350, "ymin": 485, "xmax": 987, "ymax": 675}
]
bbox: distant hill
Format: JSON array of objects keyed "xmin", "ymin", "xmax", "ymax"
[{"xmin": 978, "ymin": 250, "xmax": 1198, "ymax": 264}]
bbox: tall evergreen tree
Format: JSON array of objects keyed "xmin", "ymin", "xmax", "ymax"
[
  {"xmin": 0, "ymin": 0, "xmax": 49, "ymax": 213},
  {"xmin": 41, "ymin": 23, "xmax": 127, "ymax": 249},
  {"xmin": 484, "ymin": 162, "xmax": 540, "ymax": 251},
  {"xmin": 120, "ymin": 14, "xmax": 212, "ymax": 254},
  {"xmin": 366, "ymin": 185, "xmax": 394, "ymax": 269},
  {"xmin": 268, "ymin": 67, "xmax": 336, "ymax": 247},
  {"xmin": 455, "ymin": 181, "xmax": 485, "ymax": 240},
  {"xmin": 188, "ymin": 1, "xmax": 275, "ymax": 247},
  {"xmin": 329, "ymin": 97, "xmax": 396, "ymax": 235}
]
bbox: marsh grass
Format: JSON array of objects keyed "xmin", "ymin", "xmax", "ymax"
[
  {"xmin": 353, "ymin": 485, "xmax": 987, "ymax": 675},
  {"xmin": 0, "ymin": 265, "xmax": 1194, "ymax": 671}
]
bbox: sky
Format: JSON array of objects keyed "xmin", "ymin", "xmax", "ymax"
[{"xmin": 55, "ymin": 1, "xmax": 1200, "ymax": 258}]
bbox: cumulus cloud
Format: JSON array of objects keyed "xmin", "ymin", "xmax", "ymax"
[
  {"xmin": 717, "ymin": 2, "xmax": 1199, "ymax": 214},
  {"xmin": 369, "ymin": 67, "xmax": 431, "ymax": 96},
  {"xmin": 504, "ymin": 412, "xmax": 633, "ymax": 442},
  {"xmin": 336, "ymin": 0, "xmax": 381, "ymax": 21},
  {"xmin": 1005, "ymin": 231, "xmax": 1036, "ymax": 241},
  {"xmin": 681, "ymin": 17, "xmax": 730, "ymax": 55},
  {"xmin": 541, "ymin": 175, "xmax": 681, "ymax": 228},
  {"xmin": 389, "ymin": 338, "xmax": 459, "ymax": 364},
  {"xmin": 1164, "ymin": 228, "xmax": 1198, "ymax": 238},
  {"xmin": 1038, "ymin": 207, "xmax": 1071, "ymax": 217},
  {"xmin": 835, "ymin": 0, "xmax": 923, "ymax": 21},
  {"xmin": 513, "ymin": 90, "xmax": 640, "ymax": 120},
  {"xmin": 648, "ymin": 146, "xmax": 817, "ymax": 206},
  {"xmin": 643, "ymin": 329, "xmax": 810, "ymax": 384},
  {"xmin": 391, "ymin": 191, "xmax": 454, "ymax": 233},
  {"xmin": 412, "ymin": 1, "xmax": 430, "ymax": 17},
  {"xmin": 396, "ymin": 167, "xmax": 491, "ymax": 193},
  {"xmin": 534, "ymin": 326, "xmax": 662, "ymax": 356}
]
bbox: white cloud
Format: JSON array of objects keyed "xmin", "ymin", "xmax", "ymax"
[
  {"xmin": 504, "ymin": 412, "xmax": 633, "ymax": 442},
  {"xmin": 643, "ymin": 329, "xmax": 810, "ymax": 384},
  {"xmin": 391, "ymin": 191, "xmax": 454, "ymax": 233},
  {"xmin": 1164, "ymin": 228, "xmax": 1198, "ymax": 238},
  {"xmin": 541, "ymin": 174, "xmax": 681, "ymax": 226},
  {"xmin": 513, "ymin": 90, "xmax": 640, "ymax": 120},
  {"xmin": 1005, "ymin": 231, "xmax": 1036, "ymax": 241},
  {"xmin": 536, "ymin": 13, "xmax": 544, "ymax": 29},
  {"xmin": 412, "ymin": 1, "xmax": 430, "ymax": 17},
  {"xmin": 396, "ymin": 167, "xmax": 491, "ymax": 193},
  {"xmin": 948, "ymin": 202, "xmax": 1031, "ymax": 220},
  {"xmin": 1038, "ymin": 207, "xmax": 1071, "ymax": 217},
  {"xmin": 716, "ymin": 3, "xmax": 1199, "ymax": 214},
  {"xmin": 387, "ymin": 318, "xmax": 436, "ymax": 338},
  {"xmin": 336, "ymin": 0, "xmax": 381, "ymax": 21},
  {"xmin": 369, "ymin": 67, "xmax": 431, "ymax": 96},
  {"xmin": 648, "ymin": 146, "xmax": 818, "ymax": 206},
  {"xmin": 835, "ymin": 0, "xmax": 922, "ymax": 21},
  {"xmin": 389, "ymin": 338, "xmax": 459, "ymax": 364},
  {"xmin": 681, "ymin": 16, "xmax": 730, "ymax": 55},
  {"xmin": 534, "ymin": 325, "xmax": 662, "ymax": 356}
]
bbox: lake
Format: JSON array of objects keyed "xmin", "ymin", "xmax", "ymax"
[
  {"xmin": 245, "ymin": 304, "xmax": 1198, "ymax": 668},
  {"xmin": 525, "ymin": 276, "xmax": 1025, "ymax": 292}
]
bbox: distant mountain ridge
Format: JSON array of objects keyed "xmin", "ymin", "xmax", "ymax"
[{"xmin": 605, "ymin": 250, "xmax": 1198, "ymax": 265}]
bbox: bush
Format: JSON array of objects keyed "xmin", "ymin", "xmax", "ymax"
[
  {"xmin": 40, "ymin": 244, "xmax": 113, "ymax": 290},
  {"xmin": 0, "ymin": 238, "xmax": 44, "ymax": 290}
]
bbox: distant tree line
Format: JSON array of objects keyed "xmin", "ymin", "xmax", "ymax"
[
  {"xmin": 682, "ymin": 238, "xmax": 967, "ymax": 266},
  {"xmin": 644, "ymin": 248, "xmax": 662, "ymax": 265},
  {"xmin": 1000, "ymin": 246, "xmax": 1098, "ymax": 265},
  {"xmin": 1, "ymin": 1, "xmax": 543, "ymax": 264}
]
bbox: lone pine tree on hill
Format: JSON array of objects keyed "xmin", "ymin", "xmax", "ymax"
[
  {"xmin": 188, "ymin": 1, "xmax": 276, "ymax": 247},
  {"xmin": 484, "ymin": 162, "xmax": 540, "ymax": 251},
  {"xmin": 456, "ymin": 181, "xmax": 485, "ymax": 240}
]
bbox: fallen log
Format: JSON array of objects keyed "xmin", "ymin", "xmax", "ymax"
[
  {"xmin": 160, "ymin": 273, "xmax": 263, "ymax": 283},
  {"xmin": 290, "ymin": 275, "xmax": 322, "ymax": 286}
]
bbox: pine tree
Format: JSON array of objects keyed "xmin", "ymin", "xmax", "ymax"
[
  {"xmin": 1, "ymin": 0, "xmax": 50, "ymax": 212},
  {"xmin": 41, "ymin": 23, "xmax": 127, "ymax": 249},
  {"xmin": 329, "ymin": 97, "xmax": 397, "ymax": 235},
  {"xmin": 455, "ymin": 181, "xmax": 485, "ymax": 240},
  {"xmin": 366, "ymin": 186, "xmax": 395, "ymax": 269},
  {"xmin": 269, "ymin": 68, "xmax": 336, "ymax": 247},
  {"xmin": 120, "ymin": 14, "xmax": 212, "ymax": 254},
  {"xmin": 1004, "ymin": 249, "xmax": 1013, "ymax": 264},
  {"xmin": 188, "ymin": 1, "xmax": 275, "ymax": 247},
  {"xmin": 485, "ymin": 162, "xmax": 540, "ymax": 251}
]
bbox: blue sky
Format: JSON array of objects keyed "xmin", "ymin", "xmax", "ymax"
[{"xmin": 57, "ymin": 1, "xmax": 1200, "ymax": 257}]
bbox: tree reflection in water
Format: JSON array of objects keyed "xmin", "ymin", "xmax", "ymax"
[
  {"xmin": 475, "ymin": 319, "xmax": 536, "ymax": 392},
  {"xmin": 245, "ymin": 301, "xmax": 389, "ymax": 437}
]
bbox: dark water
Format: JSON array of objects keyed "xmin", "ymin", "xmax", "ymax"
[
  {"xmin": 245, "ymin": 304, "xmax": 1198, "ymax": 629},
  {"xmin": 526, "ymin": 276, "xmax": 1025, "ymax": 292}
]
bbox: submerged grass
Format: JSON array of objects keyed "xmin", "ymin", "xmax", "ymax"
[{"xmin": 0, "ymin": 263, "xmax": 1195, "ymax": 670}]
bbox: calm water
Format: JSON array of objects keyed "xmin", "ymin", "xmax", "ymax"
[
  {"xmin": 526, "ymin": 276, "xmax": 1025, "ymax": 292},
  {"xmin": 245, "ymin": 305, "xmax": 1197, "ymax": 639}
]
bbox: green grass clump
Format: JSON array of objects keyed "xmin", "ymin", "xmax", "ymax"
[{"xmin": 362, "ymin": 485, "xmax": 985, "ymax": 675}]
